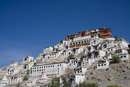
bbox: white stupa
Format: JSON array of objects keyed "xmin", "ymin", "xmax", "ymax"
[
  {"xmin": 0, "ymin": 75, "xmax": 8, "ymax": 87},
  {"xmin": 38, "ymin": 73, "xmax": 48, "ymax": 83},
  {"xmin": 1, "ymin": 76, "xmax": 8, "ymax": 83}
]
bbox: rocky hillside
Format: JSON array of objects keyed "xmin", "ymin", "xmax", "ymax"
[{"xmin": 85, "ymin": 58, "xmax": 130, "ymax": 87}]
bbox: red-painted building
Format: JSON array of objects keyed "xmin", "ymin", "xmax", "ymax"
[{"xmin": 65, "ymin": 28, "xmax": 112, "ymax": 40}]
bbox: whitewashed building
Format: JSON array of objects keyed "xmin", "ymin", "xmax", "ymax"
[
  {"xmin": 22, "ymin": 56, "xmax": 35, "ymax": 71},
  {"xmin": 90, "ymin": 50, "xmax": 106, "ymax": 60},
  {"xmin": 74, "ymin": 67, "xmax": 87, "ymax": 84},
  {"xmin": 44, "ymin": 47, "xmax": 54, "ymax": 54},
  {"xmin": 72, "ymin": 47, "xmax": 84, "ymax": 56},
  {"xmin": 102, "ymin": 54, "xmax": 112, "ymax": 60},
  {"xmin": 118, "ymin": 38, "xmax": 129, "ymax": 48},
  {"xmin": 97, "ymin": 60, "xmax": 109, "ymax": 69},
  {"xmin": 115, "ymin": 49, "xmax": 128, "ymax": 54},
  {"xmin": 26, "ymin": 80, "xmax": 36, "ymax": 87},
  {"xmin": 23, "ymin": 56, "xmax": 34, "ymax": 62},
  {"xmin": 10, "ymin": 62, "xmax": 18, "ymax": 67},
  {"xmin": 106, "ymin": 47, "xmax": 116, "ymax": 54},
  {"xmin": 59, "ymin": 50, "xmax": 72, "ymax": 60},
  {"xmin": 2, "ymin": 62, "xmax": 20, "ymax": 76},
  {"xmin": 31, "ymin": 62, "xmax": 68, "ymax": 76},
  {"xmin": 69, "ymin": 58, "xmax": 79, "ymax": 69},
  {"xmin": 8, "ymin": 76, "xmax": 23, "ymax": 84},
  {"xmin": 42, "ymin": 51, "xmax": 63, "ymax": 62},
  {"xmin": 117, "ymin": 54, "xmax": 129, "ymax": 61},
  {"xmin": 81, "ymin": 56, "xmax": 95, "ymax": 68}
]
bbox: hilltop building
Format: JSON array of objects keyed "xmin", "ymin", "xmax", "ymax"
[{"xmin": 0, "ymin": 27, "xmax": 129, "ymax": 87}]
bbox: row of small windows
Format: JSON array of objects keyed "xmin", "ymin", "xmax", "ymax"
[
  {"xmin": 70, "ymin": 40, "xmax": 88, "ymax": 46},
  {"xmin": 98, "ymin": 63, "xmax": 106, "ymax": 66},
  {"xmin": 71, "ymin": 60, "xmax": 78, "ymax": 63},
  {"xmin": 33, "ymin": 69, "xmax": 45, "ymax": 72},
  {"xmin": 33, "ymin": 64, "xmax": 61, "ymax": 69},
  {"xmin": 43, "ymin": 55, "xmax": 57, "ymax": 58},
  {"xmin": 115, "ymin": 50, "xmax": 122, "ymax": 53},
  {"xmin": 32, "ymin": 68, "xmax": 60, "ymax": 72},
  {"xmin": 119, "ymin": 55, "xmax": 127, "ymax": 58},
  {"xmin": 75, "ymin": 70, "xmax": 82, "ymax": 73},
  {"xmin": 104, "ymin": 41, "xmax": 112, "ymax": 44}
]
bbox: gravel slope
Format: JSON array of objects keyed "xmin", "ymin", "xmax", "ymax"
[{"xmin": 85, "ymin": 59, "xmax": 130, "ymax": 87}]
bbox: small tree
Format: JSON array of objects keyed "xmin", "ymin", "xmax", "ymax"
[
  {"xmin": 50, "ymin": 79, "xmax": 55, "ymax": 87},
  {"xmin": 115, "ymin": 34, "xmax": 118, "ymax": 41},
  {"xmin": 63, "ymin": 77, "xmax": 68, "ymax": 87},
  {"xmin": 57, "ymin": 78, "xmax": 60, "ymax": 87},
  {"xmin": 112, "ymin": 56, "xmax": 120, "ymax": 63},
  {"xmin": 34, "ymin": 63, "xmax": 37, "ymax": 66},
  {"xmin": 27, "ymin": 69, "xmax": 29, "ymax": 74},
  {"xmin": 23, "ymin": 76, "xmax": 28, "ymax": 81},
  {"xmin": 69, "ymin": 54, "xmax": 74, "ymax": 59}
]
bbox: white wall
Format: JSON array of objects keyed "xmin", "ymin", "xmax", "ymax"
[
  {"xmin": 97, "ymin": 60, "xmax": 109, "ymax": 69},
  {"xmin": 0, "ymin": 83, "xmax": 7, "ymax": 87},
  {"xmin": 23, "ymin": 56, "xmax": 34, "ymax": 62},
  {"xmin": 75, "ymin": 75, "xmax": 85, "ymax": 84},
  {"xmin": 32, "ymin": 63, "xmax": 68, "ymax": 76},
  {"xmin": 69, "ymin": 59, "xmax": 79, "ymax": 69},
  {"xmin": 9, "ymin": 76, "xmax": 23, "ymax": 84},
  {"xmin": 43, "ymin": 47, "xmax": 53, "ymax": 54},
  {"xmin": 118, "ymin": 54, "xmax": 129, "ymax": 61}
]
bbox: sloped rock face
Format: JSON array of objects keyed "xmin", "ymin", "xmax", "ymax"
[{"xmin": 85, "ymin": 59, "xmax": 130, "ymax": 87}]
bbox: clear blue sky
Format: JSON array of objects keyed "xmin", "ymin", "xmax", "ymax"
[{"xmin": 0, "ymin": 0, "xmax": 130, "ymax": 68}]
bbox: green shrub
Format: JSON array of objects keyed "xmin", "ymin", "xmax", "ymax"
[
  {"xmin": 111, "ymin": 56, "xmax": 120, "ymax": 63},
  {"xmin": 106, "ymin": 68, "xmax": 109, "ymax": 71},
  {"xmin": 69, "ymin": 54, "xmax": 74, "ymax": 58},
  {"xmin": 27, "ymin": 70, "xmax": 29, "ymax": 74},
  {"xmin": 75, "ymin": 83, "xmax": 97, "ymax": 87},
  {"xmin": 107, "ymin": 85, "xmax": 120, "ymax": 87},
  {"xmin": 34, "ymin": 63, "xmax": 37, "ymax": 66},
  {"xmin": 86, "ymin": 83, "xmax": 97, "ymax": 87},
  {"xmin": 23, "ymin": 76, "xmax": 28, "ymax": 81},
  {"xmin": 16, "ymin": 83, "xmax": 20, "ymax": 87}
]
